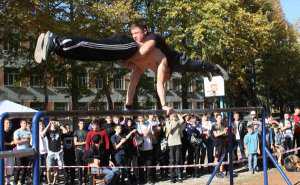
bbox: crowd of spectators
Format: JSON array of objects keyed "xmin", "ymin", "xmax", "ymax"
[{"xmin": 2, "ymin": 107, "xmax": 300, "ymax": 185}]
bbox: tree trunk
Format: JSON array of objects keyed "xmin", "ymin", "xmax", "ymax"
[
  {"xmin": 103, "ymin": 76, "xmax": 113, "ymax": 110},
  {"xmin": 70, "ymin": 62, "xmax": 79, "ymax": 111},
  {"xmin": 181, "ymin": 72, "xmax": 189, "ymax": 109},
  {"xmin": 43, "ymin": 62, "xmax": 49, "ymax": 110}
]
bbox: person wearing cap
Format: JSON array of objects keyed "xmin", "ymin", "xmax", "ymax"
[{"xmin": 244, "ymin": 123, "xmax": 260, "ymax": 174}]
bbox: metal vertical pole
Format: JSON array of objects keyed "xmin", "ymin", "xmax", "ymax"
[
  {"xmin": 228, "ymin": 112, "xmax": 234, "ymax": 185},
  {"xmin": 262, "ymin": 109, "xmax": 268, "ymax": 185},
  {"xmin": 0, "ymin": 113, "xmax": 9, "ymax": 185},
  {"xmin": 220, "ymin": 96, "xmax": 224, "ymax": 117},
  {"xmin": 32, "ymin": 112, "xmax": 44, "ymax": 185}
]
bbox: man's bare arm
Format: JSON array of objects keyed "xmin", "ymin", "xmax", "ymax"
[{"xmin": 129, "ymin": 34, "xmax": 156, "ymax": 61}]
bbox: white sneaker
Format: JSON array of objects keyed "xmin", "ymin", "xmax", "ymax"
[
  {"xmin": 34, "ymin": 33, "xmax": 45, "ymax": 63},
  {"xmin": 42, "ymin": 31, "xmax": 55, "ymax": 61}
]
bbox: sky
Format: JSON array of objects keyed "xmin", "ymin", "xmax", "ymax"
[{"xmin": 280, "ymin": 0, "xmax": 300, "ymax": 24}]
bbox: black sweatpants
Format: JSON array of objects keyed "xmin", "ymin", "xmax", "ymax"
[{"xmin": 54, "ymin": 34, "xmax": 138, "ymax": 61}]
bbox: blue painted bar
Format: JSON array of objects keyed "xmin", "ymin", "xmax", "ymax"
[
  {"xmin": 265, "ymin": 148, "xmax": 292, "ymax": 185},
  {"xmin": 206, "ymin": 153, "xmax": 226, "ymax": 185},
  {"xmin": 228, "ymin": 112, "xmax": 234, "ymax": 185},
  {"xmin": 0, "ymin": 113, "xmax": 9, "ymax": 185},
  {"xmin": 32, "ymin": 112, "xmax": 44, "ymax": 185},
  {"xmin": 0, "ymin": 148, "xmax": 36, "ymax": 159},
  {"xmin": 262, "ymin": 109, "xmax": 268, "ymax": 185}
]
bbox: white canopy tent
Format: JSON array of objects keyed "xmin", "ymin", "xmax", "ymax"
[{"xmin": 0, "ymin": 100, "xmax": 37, "ymax": 115}]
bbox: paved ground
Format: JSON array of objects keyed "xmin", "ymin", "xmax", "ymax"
[
  {"xmin": 9, "ymin": 166, "xmax": 300, "ymax": 185},
  {"xmin": 157, "ymin": 168, "xmax": 300, "ymax": 185}
]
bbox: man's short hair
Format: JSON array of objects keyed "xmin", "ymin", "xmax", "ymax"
[
  {"xmin": 130, "ymin": 18, "xmax": 148, "ymax": 31},
  {"xmin": 215, "ymin": 113, "xmax": 222, "ymax": 118}
]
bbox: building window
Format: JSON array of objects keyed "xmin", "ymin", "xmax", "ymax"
[
  {"xmin": 197, "ymin": 102, "xmax": 203, "ymax": 109},
  {"xmin": 188, "ymin": 102, "xmax": 193, "ymax": 109},
  {"xmin": 195, "ymin": 79, "xmax": 204, "ymax": 93},
  {"xmin": 30, "ymin": 74, "xmax": 42, "ymax": 87},
  {"xmin": 188, "ymin": 81, "xmax": 194, "ymax": 92},
  {"xmin": 54, "ymin": 75, "xmax": 66, "ymax": 88},
  {"xmin": 78, "ymin": 103, "xmax": 88, "ymax": 110},
  {"xmin": 78, "ymin": 72, "xmax": 88, "ymax": 88},
  {"xmin": 114, "ymin": 102, "xmax": 124, "ymax": 110},
  {"xmin": 114, "ymin": 77, "xmax": 123, "ymax": 90},
  {"xmin": 54, "ymin": 103, "xmax": 67, "ymax": 111},
  {"xmin": 30, "ymin": 102, "xmax": 44, "ymax": 111},
  {"xmin": 90, "ymin": 102, "xmax": 107, "ymax": 111},
  {"xmin": 172, "ymin": 78, "xmax": 181, "ymax": 91},
  {"xmin": 173, "ymin": 102, "xmax": 181, "ymax": 109},
  {"xmin": 4, "ymin": 69, "xmax": 19, "ymax": 86},
  {"xmin": 96, "ymin": 77, "xmax": 103, "ymax": 89}
]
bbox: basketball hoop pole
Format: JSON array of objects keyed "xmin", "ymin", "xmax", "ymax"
[{"xmin": 219, "ymin": 96, "xmax": 224, "ymax": 115}]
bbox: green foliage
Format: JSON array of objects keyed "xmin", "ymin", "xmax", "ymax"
[
  {"xmin": 146, "ymin": 0, "xmax": 300, "ymax": 110},
  {"xmin": 1, "ymin": 0, "xmax": 300, "ymax": 111}
]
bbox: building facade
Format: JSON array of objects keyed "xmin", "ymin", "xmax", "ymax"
[{"xmin": 0, "ymin": 56, "xmax": 205, "ymax": 111}]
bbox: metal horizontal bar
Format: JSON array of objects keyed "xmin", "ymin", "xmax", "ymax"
[
  {"xmin": 3, "ymin": 112, "xmax": 36, "ymax": 119},
  {"xmin": 0, "ymin": 148, "xmax": 36, "ymax": 159},
  {"xmin": 4, "ymin": 107, "xmax": 263, "ymax": 118}
]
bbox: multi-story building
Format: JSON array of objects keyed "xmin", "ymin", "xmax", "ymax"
[{"xmin": 0, "ymin": 55, "xmax": 205, "ymax": 111}]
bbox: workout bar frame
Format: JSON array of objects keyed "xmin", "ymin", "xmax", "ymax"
[
  {"xmin": 0, "ymin": 149, "xmax": 36, "ymax": 159},
  {"xmin": 0, "ymin": 112, "xmax": 42, "ymax": 185},
  {"xmin": 0, "ymin": 106, "xmax": 292, "ymax": 185},
  {"xmin": 4, "ymin": 107, "xmax": 263, "ymax": 119}
]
